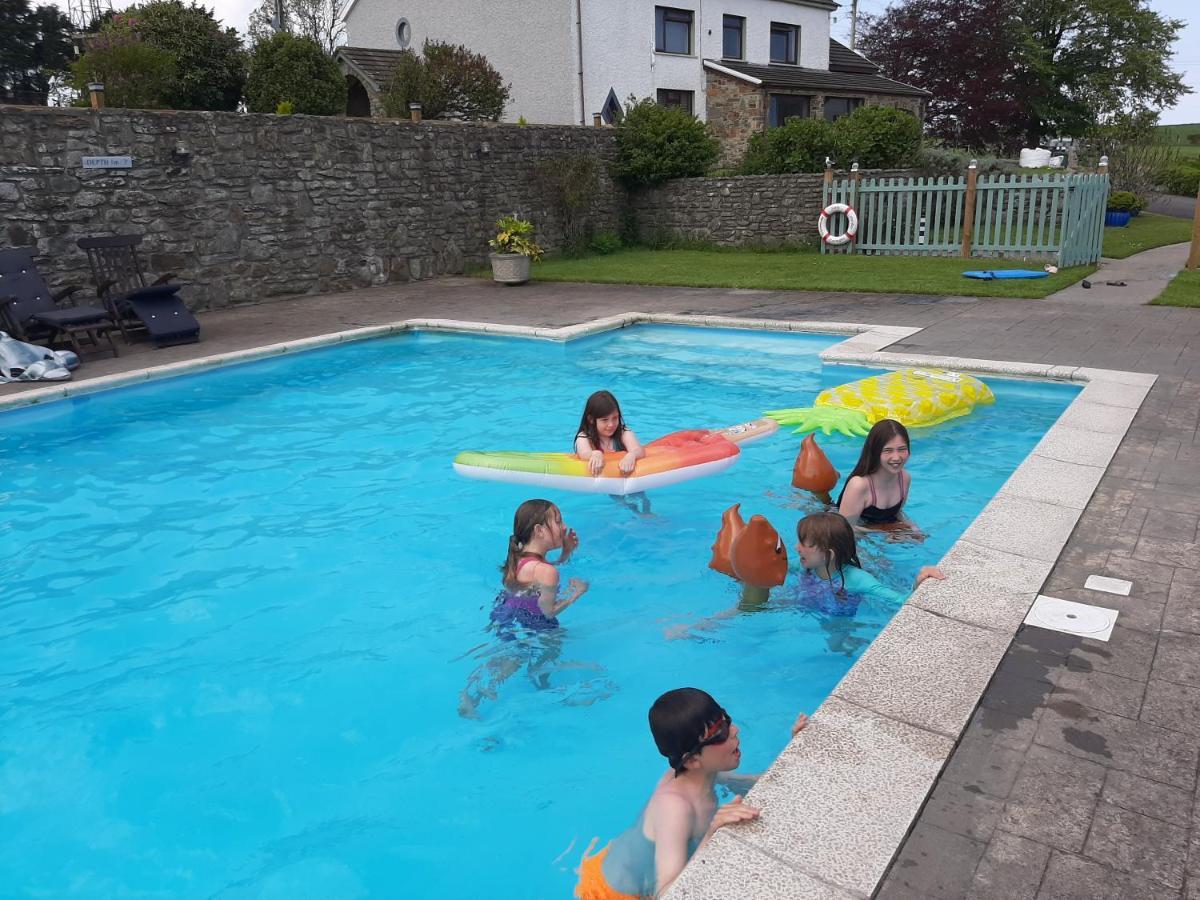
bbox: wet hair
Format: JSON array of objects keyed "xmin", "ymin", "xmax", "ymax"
[
  {"xmin": 649, "ymin": 687, "xmax": 726, "ymax": 776},
  {"xmin": 574, "ymin": 390, "xmax": 627, "ymax": 451},
  {"xmin": 797, "ymin": 512, "xmax": 862, "ymax": 589},
  {"xmin": 847, "ymin": 419, "xmax": 910, "ymax": 480},
  {"xmin": 500, "ymin": 499, "xmax": 559, "ymax": 588}
]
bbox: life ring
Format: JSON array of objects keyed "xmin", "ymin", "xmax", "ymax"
[{"xmin": 818, "ymin": 203, "xmax": 858, "ymax": 245}]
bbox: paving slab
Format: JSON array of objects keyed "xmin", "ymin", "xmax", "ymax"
[{"xmin": 1045, "ymin": 242, "xmax": 1190, "ymax": 306}]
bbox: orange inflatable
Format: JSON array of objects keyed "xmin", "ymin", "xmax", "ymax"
[
  {"xmin": 708, "ymin": 503, "xmax": 744, "ymax": 578},
  {"xmin": 731, "ymin": 515, "xmax": 789, "ymax": 589},
  {"xmin": 709, "ymin": 504, "xmax": 788, "ymax": 589},
  {"xmin": 791, "ymin": 433, "xmax": 839, "ymax": 496}
]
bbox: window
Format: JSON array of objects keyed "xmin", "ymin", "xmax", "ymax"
[
  {"xmin": 770, "ymin": 22, "xmax": 799, "ymax": 64},
  {"xmin": 655, "ymin": 6, "xmax": 693, "ymax": 55},
  {"xmin": 722, "ymin": 15, "xmax": 744, "ymax": 59},
  {"xmin": 601, "ymin": 88, "xmax": 623, "ymax": 125},
  {"xmin": 768, "ymin": 94, "xmax": 810, "ymax": 127},
  {"xmin": 823, "ymin": 97, "xmax": 863, "ymax": 121},
  {"xmin": 657, "ymin": 89, "xmax": 694, "ymax": 115}
]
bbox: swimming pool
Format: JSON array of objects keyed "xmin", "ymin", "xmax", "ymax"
[{"xmin": 0, "ymin": 325, "xmax": 1079, "ymax": 898}]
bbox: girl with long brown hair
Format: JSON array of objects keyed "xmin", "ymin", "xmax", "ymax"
[{"xmin": 836, "ymin": 419, "xmax": 916, "ymax": 529}]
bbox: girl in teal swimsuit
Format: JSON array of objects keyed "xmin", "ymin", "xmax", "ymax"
[{"xmin": 795, "ymin": 512, "xmax": 943, "ymax": 615}]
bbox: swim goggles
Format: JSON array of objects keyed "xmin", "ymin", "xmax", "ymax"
[{"xmin": 684, "ymin": 711, "xmax": 732, "ymax": 760}]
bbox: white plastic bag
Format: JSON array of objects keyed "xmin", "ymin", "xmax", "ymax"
[{"xmin": 1019, "ymin": 148, "xmax": 1053, "ymax": 168}]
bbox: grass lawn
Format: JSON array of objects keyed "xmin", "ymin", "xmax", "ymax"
[
  {"xmin": 1102, "ymin": 213, "xmax": 1194, "ymax": 259},
  {"xmin": 1151, "ymin": 269, "xmax": 1200, "ymax": 308},
  {"xmin": 1155, "ymin": 123, "xmax": 1200, "ymax": 158},
  {"xmin": 530, "ymin": 248, "xmax": 1092, "ymax": 299}
]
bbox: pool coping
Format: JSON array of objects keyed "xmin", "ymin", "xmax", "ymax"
[{"xmin": 0, "ymin": 313, "xmax": 1156, "ymax": 899}]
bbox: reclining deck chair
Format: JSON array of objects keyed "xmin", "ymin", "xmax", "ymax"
[
  {"xmin": 0, "ymin": 247, "xmax": 119, "ymax": 358},
  {"xmin": 77, "ymin": 234, "xmax": 201, "ymax": 348}
]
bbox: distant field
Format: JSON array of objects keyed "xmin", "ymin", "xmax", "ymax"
[{"xmin": 1155, "ymin": 122, "xmax": 1200, "ymax": 158}]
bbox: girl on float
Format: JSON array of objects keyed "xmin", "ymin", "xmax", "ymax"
[
  {"xmin": 574, "ymin": 390, "xmax": 651, "ymax": 515},
  {"xmin": 836, "ymin": 418, "xmax": 918, "ymax": 534},
  {"xmin": 458, "ymin": 499, "xmax": 590, "ymax": 718},
  {"xmin": 576, "ymin": 688, "xmax": 808, "ymax": 900}
]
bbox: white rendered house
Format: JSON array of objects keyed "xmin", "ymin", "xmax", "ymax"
[{"xmin": 337, "ymin": 0, "xmax": 927, "ymax": 160}]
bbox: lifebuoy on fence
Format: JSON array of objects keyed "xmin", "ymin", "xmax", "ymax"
[{"xmin": 818, "ymin": 203, "xmax": 858, "ymax": 246}]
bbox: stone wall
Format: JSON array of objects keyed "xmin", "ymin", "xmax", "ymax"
[
  {"xmin": 629, "ymin": 169, "xmax": 917, "ymax": 247},
  {"xmin": 0, "ymin": 106, "xmax": 623, "ymax": 310}
]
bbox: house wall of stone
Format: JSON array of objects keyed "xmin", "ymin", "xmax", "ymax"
[
  {"xmin": 629, "ymin": 169, "xmax": 917, "ymax": 246},
  {"xmin": 0, "ymin": 106, "xmax": 624, "ymax": 310},
  {"xmin": 706, "ymin": 69, "xmax": 926, "ymax": 167}
]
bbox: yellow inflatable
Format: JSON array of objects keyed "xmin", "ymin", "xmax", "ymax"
[{"xmin": 765, "ymin": 368, "xmax": 994, "ymax": 436}]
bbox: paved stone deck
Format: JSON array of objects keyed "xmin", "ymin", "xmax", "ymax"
[{"xmin": 5, "ymin": 276, "xmax": 1199, "ymax": 898}]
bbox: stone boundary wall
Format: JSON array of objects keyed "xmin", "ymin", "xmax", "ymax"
[
  {"xmin": 0, "ymin": 106, "xmax": 624, "ymax": 310},
  {"xmin": 630, "ymin": 169, "xmax": 918, "ymax": 247}
]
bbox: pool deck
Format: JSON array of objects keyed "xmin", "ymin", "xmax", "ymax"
[{"xmin": 5, "ymin": 278, "xmax": 1199, "ymax": 899}]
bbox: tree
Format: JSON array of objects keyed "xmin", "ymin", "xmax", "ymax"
[
  {"xmin": 70, "ymin": 24, "xmax": 177, "ymax": 109},
  {"xmin": 129, "ymin": 0, "xmax": 246, "ymax": 110},
  {"xmin": 613, "ymin": 97, "xmax": 719, "ymax": 186},
  {"xmin": 246, "ymin": 0, "xmax": 346, "ymax": 55},
  {"xmin": 0, "ymin": 0, "xmax": 74, "ymax": 106},
  {"xmin": 858, "ymin": 0, "xmax": 1032, "ymax": 151},
  {"xmin": 381, "ymin": 40, "xmax": 510, "ymax": 121},
  {"xmin": 245, "ymin": 32, "xmax": 345, "ymax": 114},
  {"xmin": 859, "ymin": 0, "xmax": 1190, "ymax": 152}
]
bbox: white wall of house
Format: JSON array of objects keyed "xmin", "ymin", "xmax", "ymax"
[
  {"xmin": 580, "ymin": 0, "xmax": 830, "ymax": 123},
  {"xmin": 342, "ymin": 0, "xmax": 580, "ymax": 124},
  {"xmin": 342, "ymin": 0, "xmax": 832, "ymax": 124}
]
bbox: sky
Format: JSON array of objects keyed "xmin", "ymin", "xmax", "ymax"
[{"xmin": 49, "ymin": 0, "xmax": 1200, "ymax": 125}]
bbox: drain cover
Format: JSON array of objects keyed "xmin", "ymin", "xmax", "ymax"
[{"xmin": 1024, "ymin": 595, "xmax": 1118, "ymax": 641}]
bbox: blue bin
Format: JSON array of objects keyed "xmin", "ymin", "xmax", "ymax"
[{"xmin": 1105, "ymin": 211, "xmax": 1132, "ymax": 227}]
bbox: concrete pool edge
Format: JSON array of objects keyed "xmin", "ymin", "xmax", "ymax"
[{"xmin": 0, "ymin": 313, "xmax": 1155, "ymax": 899}]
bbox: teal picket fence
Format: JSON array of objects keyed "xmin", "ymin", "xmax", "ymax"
[{"xmin": 821, "ymin": 173, "xmax": 1109, "ymax": 266}]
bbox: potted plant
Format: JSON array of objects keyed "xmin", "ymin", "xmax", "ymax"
[
  {"xmin": 488, "ymin": 214, "xmax": 543, "ymax": 285},
  {"xmin": 1105, "ymin": 191, "xmax": 1137, "ymax": 228}
]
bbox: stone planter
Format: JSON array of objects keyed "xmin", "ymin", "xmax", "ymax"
[{"xmin": 489, "ymin": 252, "xmax": 531, "ymax": 285}]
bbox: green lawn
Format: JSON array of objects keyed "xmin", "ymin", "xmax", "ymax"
[
  {"xmin": 1155, "ymin": 122, "xmax": 1200, "ymax": 158},
  {"xmin": 1102, "ymin": 212, "xmax": 1194, "ymax": 259},
  {"xmin": 1151, "ymin": 269, "xmax": 1200, "ymax": 308},
  {"xmin": 531, "ymin": 248, "xmax": 1093, "ymax": 299}
]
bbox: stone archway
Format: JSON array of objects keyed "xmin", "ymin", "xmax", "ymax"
[{"xmin": 346, "ymin": 75, "xmax": 372, "ymax": 117}]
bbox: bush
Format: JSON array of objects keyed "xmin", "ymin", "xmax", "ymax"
[
  {"xmin": 245, "ymin": 33, "xmax": 345, "ymax": 115},
  {"xmin": 742, "ymin": 117, "xmax": 836, "ymax": 175},
  {"xmin": 740, "ymin": 105, "xmax": 921, "ymax": 174},
  {"xmin": 1162, "ymin": 161, "xmax": 1200, "ymax": 197},
  {"xmin": 276, "ymin": 99, "xmax": 293, "ymax": 115},
  {"xmin": 70, "ymin": 20, "xmax": 177, "ymax": 109},
  {"xmin": 613, "ymin": 97, "xmax": 719, "ymax": 186},
  {"xmin": 1106, "ymin": 190, "xmax": 1137, "ymax": 212},
  {"xmin": 589, "ymin": 232, "xmax": 623, "ymax": 254},
  {"xmin": 913, "ymin": 147, "xmax": 1005, "ymax": 178},
  {"xmin": 382, "ymin": 39, "xmax": 510, "ymax": 120},
  {"xmin": 834, "ymin": 106, "xmax": 922, "ymax": 170}
]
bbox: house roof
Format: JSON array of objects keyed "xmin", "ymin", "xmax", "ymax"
[
  {"xmin": 335, "ymin": 46, "xmax": 408, "ymax": 92},
  {"xmin": 828, "ymin": 39, "xmax": 880, "ymax": 74},
  {"xmin": 777, "ymin": 0, "xmax": 840, "ymax": 9},
  {"xmin": 704, "ymin": 59, "xmax": 931, "ymax": 97}
]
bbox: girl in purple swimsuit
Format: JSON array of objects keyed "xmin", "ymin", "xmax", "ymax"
[
  {"xmin": 460, "ymin": 500, "xmax": 592, "ymax": 718},
  {"xmin": 493, "ymin": 498, "xmax": 588, "ymax": 632}
]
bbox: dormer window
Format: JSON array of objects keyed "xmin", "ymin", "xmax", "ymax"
[{"xmin": 770, "ymin": 22, "xmax": 799, "ymax": 65}]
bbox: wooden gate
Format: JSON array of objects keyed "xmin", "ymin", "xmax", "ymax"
[{"xmin": 821, "ymin": 171, "xmax": 1109, "ymax": 266}]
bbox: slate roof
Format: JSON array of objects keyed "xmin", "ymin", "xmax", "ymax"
[
  {"xmin": 705, "ymin": 59, "xmax": 931, "ymax": 97},
  {"xmin": 827, "ymin": 39, "xmax": 880, "ymax": 74},
  {"xmin": 335, "ymin": 47, "xmax": 409, "ymax": 91}
]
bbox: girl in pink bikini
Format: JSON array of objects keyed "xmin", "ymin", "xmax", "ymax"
[{"xmin": 494, "ymin": 499, "xmax": 589, "ymax": 631}]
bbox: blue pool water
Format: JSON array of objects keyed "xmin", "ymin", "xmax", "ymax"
[{"xmin": 0, "ymin": 326, "xmax": 1079, "ymax": 898}]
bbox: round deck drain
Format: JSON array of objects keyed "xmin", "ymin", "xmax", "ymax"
[{"xmin": 1028, "ymin": 598, "xmax": 1115, "ymax": 636}]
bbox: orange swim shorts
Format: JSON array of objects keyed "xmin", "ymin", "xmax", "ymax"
[{"xmin": 575, "ymin": 844, "xmax": 648, "ymax": 900}]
